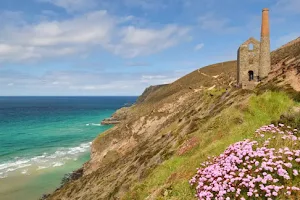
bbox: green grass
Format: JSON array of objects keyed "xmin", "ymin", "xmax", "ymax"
[
  {"xmin": 123, "ymin": 91, "xmax": 295, "ymax": 200},
  {"xmin": 206, "ymin": 88, "xmax": 227, "ymax": 97},
  {"xmin": 122, "ymin": 156, "xmax": 187, "ymax": 200}
]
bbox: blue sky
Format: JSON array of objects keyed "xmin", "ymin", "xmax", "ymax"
[{"xmin": 0, "ymin": 0, "xmax": 299, "ymax": 96}]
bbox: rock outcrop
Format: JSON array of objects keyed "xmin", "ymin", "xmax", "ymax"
[
  {"xmin": 100, "ymin": 118, "xmax": 121, "ymax": 125},
  {"xmin": 268, "ymin": 37, "xmax": 300, "ymax": 91},
  {"xmin": 101, "ymin": 107, "xmax": 130, "ymax": 125}
]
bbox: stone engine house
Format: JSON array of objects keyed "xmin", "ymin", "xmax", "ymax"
[
  {"xmin": 237, "ymin": 8, "xmax": 271, "ymax": 89},
  {"xmin": 237, "ymin": 38, "xmax": 261, "ymax": 88}
]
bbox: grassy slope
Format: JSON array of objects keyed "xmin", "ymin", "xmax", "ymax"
[
  {"xmin": 123, "ymin": 91, "xmax": 297, "ymax": 199},
  {"xmin": 143, "ymin": 60, "xmax": 237, "ymax": 104}
]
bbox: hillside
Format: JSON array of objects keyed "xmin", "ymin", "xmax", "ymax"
[
  {"xmin": 136, "ymin": 84, "xmax": 169, "ymax": 104},
  {"xmin": 46, "ymin": 38, "xmax": 300, "ymax": 200}
]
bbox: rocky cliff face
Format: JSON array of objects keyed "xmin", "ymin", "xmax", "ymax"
[
  {"xmin": 269, "ymin": 37, "xmax": 300, "ymax": 91},
  {"xmin": 46, "ymin": 38, "xmax": 300, "ymax": 200},
  {"xmin": 101, "ymin": 107, "xmax": 131, "ymax": 125}
]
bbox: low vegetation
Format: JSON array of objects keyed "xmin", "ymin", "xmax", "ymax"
[
  {"xmin": 123, "ymin": 91, "xmax": 299, "ymax": 199},
  {"xmin": 190, "ymin": 124, "xmax": 300, "ymax": 199}
]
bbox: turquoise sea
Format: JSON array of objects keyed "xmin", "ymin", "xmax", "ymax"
[{"xmin": 0, "ymin": 96, "xmax": 136, "ymax": 200}]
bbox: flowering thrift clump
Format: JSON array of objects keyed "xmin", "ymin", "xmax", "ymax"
[{"xmin": 190, "ymin": 124, "xmax": 300, "ymax": 200}]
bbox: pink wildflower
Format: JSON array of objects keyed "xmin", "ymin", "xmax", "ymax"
[{"xmin": 293, "ymin": 170, "xmax": 298, "ymax": 176}]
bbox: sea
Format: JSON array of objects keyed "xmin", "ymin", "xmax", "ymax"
[{"xmin": 0, "ymin": 96, "xmax": 137, "ymax": 200}]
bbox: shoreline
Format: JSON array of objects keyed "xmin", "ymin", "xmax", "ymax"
[
  {"xmin": 0, "ymin": 96, "xmax": 138, "ymax": 200},
  {"xmin": 40, "ymin": 168, "xmax": 84, "ymax": 200},
  {"xmin": 0, "ymin": 141, "xmax": 92, "ymax": 179},
  {"xmin": 0, "ymin": 153, "xmax": 90, "ymax": 200},
  {"xmin": 0, "ymin": 111, "xmax": 116, "ymax": 200},
  {"xmin": 41, "ymin": 106, "xmax": 129, "ymax": 199}
]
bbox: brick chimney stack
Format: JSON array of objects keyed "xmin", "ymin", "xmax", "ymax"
[{"xmin": 259, "ymin": 8, "xmax": 271, "ymax": 78}]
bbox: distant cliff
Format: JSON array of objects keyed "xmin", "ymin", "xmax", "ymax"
[
  {"xmin": 101, "ymin": 84, "xmax": 168, "ymax": 125},
  {"xmin": 136, "ymin": 84, "xmax": 168, "ymax": 104},
  {"xmin": 101, "ymin": 85, "xmax": 168, "ymax": 125}
]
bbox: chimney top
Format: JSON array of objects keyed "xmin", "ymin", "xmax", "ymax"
[{"xmin": 261, "ymin": 8, "xmax": 270, "ymax": 37}]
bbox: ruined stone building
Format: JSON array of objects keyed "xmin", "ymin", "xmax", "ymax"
[{"xmin": 237, "ymin": 8, "xmax": 271, "ymax": 89}]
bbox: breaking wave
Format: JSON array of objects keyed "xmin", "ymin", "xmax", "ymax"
[
  {"xmin": 86, "ymin": 123, "xmax": 102, "ymax": 126},
  {"xmin": 0, "ymin": 142, "xmax": 92, "ymax": 178}
]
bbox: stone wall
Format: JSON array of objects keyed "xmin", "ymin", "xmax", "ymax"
[
  {"xmin": 259, "ymin": 36, "xmax": 271, "ymax": 78},
  {"xmin": 259, "ymin": 8, "xmax": 271, "ymax": 78},
  {"xmin": 237, "ymin": 37, "xmax": 261, "ymax": 89}
]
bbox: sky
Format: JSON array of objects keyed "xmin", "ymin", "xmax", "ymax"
[{"xmin": 0, "ymin": 0, "xmax": 299, "ymax": 96}]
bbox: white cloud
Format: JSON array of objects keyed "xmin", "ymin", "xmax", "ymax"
[
  {"xmin": 0, "ymin": 44, "xmax": 41, "ymax": 61},
  {"xmin": 274, "ymin": 0, "xmax": 300, "ymax": 14},
  {"xmin": 198, "ymin": 13, "xmax": 240, "ymax": 33},
  {"xmin": 38, "ymin": 0, "xmax": 97, "ymax": 12},
  {"xmin": 142, "ymin": 75, "xmax": 167, "ymax": 80},
  {"xmin": 0, "ymin": 10, "xmax": 190, "ymax": 62},
  {"xmin": 0, "ymin": 44, "xmax": 21, "ymax": 55},
  {"xmin": 194, "ymin": 43, "xmax": 204, "ymax": 51},
  {"xmin": 110, "ymin": 25, "xmax": 190, "ymax": 57},
  {"xmin": 140, "ymin": 74, "xmax": 177, "ymax": 84},
  {"xmin": 0, "ymin": 69, "xmax": 185, "ymax": 95}
]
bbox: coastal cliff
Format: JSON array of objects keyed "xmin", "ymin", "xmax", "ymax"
[
  {"xmin": 101, "ymin": 85, "xmax": 169, "ymax": 125},
  {"xmin": 101, "ymin": 107, "xmax": 131, "ymax": 125},
  {"xmin": 136, "ymin": 84, "xmax": 169, "ymax": 104},
  {"xmin": 46, "ymin": 38, "xmax": 300, "ymax": 200}
]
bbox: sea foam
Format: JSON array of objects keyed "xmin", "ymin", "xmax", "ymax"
[
  {"xmin": 0, "ymin": 142, "xmax": 92, "ymax": 178},
  {"xmin": 86, "ymin": 123, "xmax": 102, "ymax": 126}
]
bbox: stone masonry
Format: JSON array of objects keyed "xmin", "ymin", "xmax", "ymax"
[
  {"xmin": 259, "ymin": 8, "xmax": 271, "ymax": 78},
  {"xmin": 237, "ymin": 8, "xmax": 271, "ymax": 89},
  {"xmin": 237, "ymin": 38, "xmax": 261, "ymax": 89}
]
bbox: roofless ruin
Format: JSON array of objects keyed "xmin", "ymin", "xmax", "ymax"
[{"xmin": 237, "ymin": 8, "xmax": 271, "ymax": 89}]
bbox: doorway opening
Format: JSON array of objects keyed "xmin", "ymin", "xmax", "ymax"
[{"xmin": 248, "ymin": 70, "xmax": 254, "ymax": 81}]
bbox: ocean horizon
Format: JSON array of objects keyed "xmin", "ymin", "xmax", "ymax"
[{"xmin": 0, "ymin": 96, "xmax": 137, "ymax": 200}]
